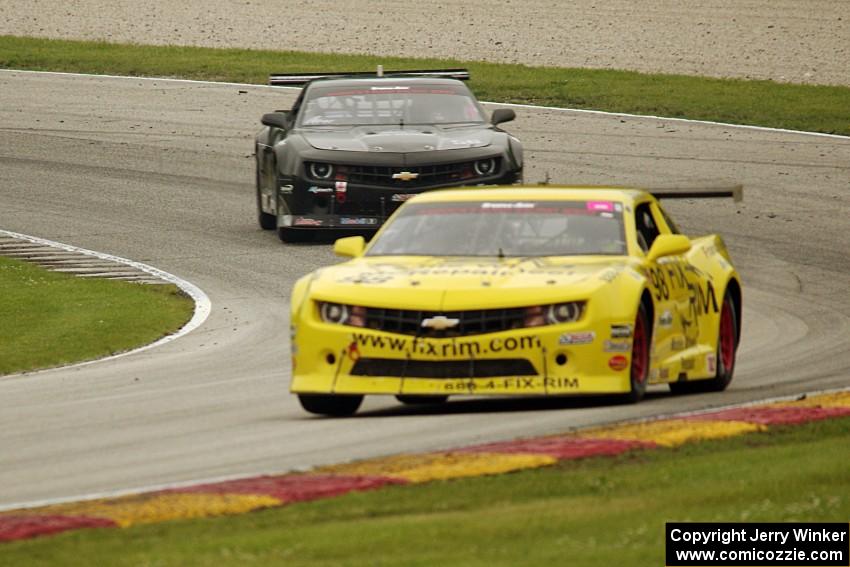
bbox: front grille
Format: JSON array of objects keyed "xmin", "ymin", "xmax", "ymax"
[
  {"xmin": 364, "ymin": 307, "xmax": 527, "ymax": 337},
  {"xmin": 344, "ymin": 159, "xmax": 500, "ymax": 188},
  {"xmin": 350, "ymin": 358, "xmax": 537, "ymax": 378}
]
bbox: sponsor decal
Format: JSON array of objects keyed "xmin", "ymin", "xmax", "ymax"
[
  {"xmin": 604, "ymin": 340, "xmax": 631, "ymax": 353},
  {"xmin": 608, "ymin": 355, "xmax": 629, "ymax": 371},
  {"xmin": 681, "ymin": 358, "xmax": 695, "ymax": 371},
  {"xmin": 559, "ymin": 331, "xmax": 595, "ymax": 345},
  {"xmin": 441, "ymin": 377, "xmax": 579, "ymax": 392},
  {"xmin": 280, "ymin": 184, "xmax": 294, "ymax": 194},
  {"xmin": 391, "ymin": 171, "xmax": 419, "ymax": 181},
  {"xmin": 308, "ymin": 186, "xmax": 333, "ymax": 194},
  {"xmin": 706, "ymin": 353, "xmax": 716, "ymax": 373},
  {"xmin": 339, "ymin": 217, "xmax": 378, "ymax": 226},
  {"xmin": 481, "ymin": 202, "xmax": 535, "ymax": 209},
  {"xmin": 671, "ymin": 337, "xmax": 686, "ymax": 350},
  {"xmin": 610, "ymin": 324, "xmax": 633, "ymax": 338},
  {"xmin": 659, "ymin": 310, "xmax": 674, "ymax": 328},
  {"xmin": 351, "ymin": 332, "xmax": 541, "ymax": 358},
  {"xmin": 391, "ymin": 193, "xmax": 416, "ymax": 202},
  {"xmin": 294, "ymin": 217, "xmax": 323, "ymax": 226},
  {"xmin": 586, "ymin": 201, "xmax": 615, "ymax": 212}
]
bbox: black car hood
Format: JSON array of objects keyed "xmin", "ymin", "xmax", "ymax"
[{"xmin": 299, "ymin": 125, "xmax": 495, "ymax": 153}]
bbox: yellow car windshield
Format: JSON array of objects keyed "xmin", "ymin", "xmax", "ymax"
[{"xmin": 367, "ymin": 200, "xmax": 627, "ymax": 257}]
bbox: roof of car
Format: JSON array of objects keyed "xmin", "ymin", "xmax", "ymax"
[{"xmin": 409, "ymin": 185, "xmax": 650, "ymax": 205}]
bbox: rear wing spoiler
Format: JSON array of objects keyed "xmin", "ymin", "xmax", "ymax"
[
  {"xmin": 651, "ymin": 185, "xmax": 743, "ymax": 203},
  {"xmin": 269, "ymin": 68, "xmax": 470, "ymax": 87}
]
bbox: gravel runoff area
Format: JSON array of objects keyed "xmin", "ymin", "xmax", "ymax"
[{"xmin": 1, "ymin": 0, "xmax": 848, "ymax": 87}]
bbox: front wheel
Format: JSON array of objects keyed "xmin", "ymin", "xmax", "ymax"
[
  {"xmin": 256, "ymin": 156, "xmax": 277, "ymax": 230},
  {"xmin": 623, "ymin": 302, "xmax": 650, "ymax": 403},
  {"xmin": 298, "ymin": 394, "xmax": 363, "ymax": 417}
]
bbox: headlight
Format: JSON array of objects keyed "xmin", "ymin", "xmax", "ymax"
[
  {"xmin": 473, "ymin": 158, "xmax": 497, "ymax": 176},
  {"xmin": 318, "ymin": 302, "xmax": 366, "ymax": 327},
  {"xmin": 309, "ymin": 162, "xmax": 334, "ymax": 179},
  {"xmin": 523, "ymin": 302, "xmax": 584, "ymax": 327}
]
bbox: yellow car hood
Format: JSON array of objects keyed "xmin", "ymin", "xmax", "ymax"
[{"xmin": 308, "ymin": 256, "xmax": 629, "ymax": 310}]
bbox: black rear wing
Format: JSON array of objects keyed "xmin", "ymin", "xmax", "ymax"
[
  {"xmin": 269, "ymin": 67, "xmax": 470, "ymax": 87},
  {"xmin": 651, "ymin": 185, "xmax": 743, "ymax": 203}
]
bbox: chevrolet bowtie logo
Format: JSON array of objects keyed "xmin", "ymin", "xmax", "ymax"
[
  {"xmin": 420, "ymin": 315, "xmax": 460, "ymax": 331},
  {"xmin": 392, "ymin": 171, "xmax": 419, "ymax": 181}
]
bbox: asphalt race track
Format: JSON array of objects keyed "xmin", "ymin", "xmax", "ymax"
[{"xmin": 1, "ymin": 70, "xmax": 849, "ymax": 507}]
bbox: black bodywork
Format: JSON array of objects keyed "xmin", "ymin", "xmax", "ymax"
[{"xmin": 254, "ymin": 72, "xmax": 523, "ymax": 242}]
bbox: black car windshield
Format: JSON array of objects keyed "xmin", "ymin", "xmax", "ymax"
[
  {"xmin": 367, "ymin": 200, "xmax": 628, "ymax": 257},
  {"xmin": 299, "ymin": 84, "xmax": 487, "ymax": 127}
]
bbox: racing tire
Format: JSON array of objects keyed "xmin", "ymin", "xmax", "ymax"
[
  {"xmin": 278, "ymin": 228, "xmax": 316, "ymax": 244},
  {"xmin": 669, "ymin": 289, "xmax": 738, "ymax": 394},
  {"xmin": 298, "ymin": 394, "xmax": 363, "ymax": 417},
  {"xmin": 623, "ymin": 302, "xmax": 650, "ymax": 404},
  {"xmin": 395, "ymin": 395, "xmax": 449, "ymax": 405},
  {"xmin": 256, "ymin": 157, "xmax": 277, "ymax": 230}
]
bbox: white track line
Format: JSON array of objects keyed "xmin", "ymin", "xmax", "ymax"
[
  {"xmin": 0, "ymin": 229, "xmax": 212, "ymax": 378},
  {"xmin": 2, "ymin": 68, "xmax": 848, "ymax": 140},
  {"xmin": 1, "ymin": 384, "xmax": 847, "ymax": 513}
]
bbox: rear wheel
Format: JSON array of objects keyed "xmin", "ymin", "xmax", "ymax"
[
  {"xmin": 670, "ymin": 289, "xmax": 738, "ymax": 394},
  {"xmin": 623, "ymin": 302, "xmax": 650, "ymax": 403},
  {"xmin": 298, "ymin": 394, "xmax": 363, "ymax": 417},
  {"xmin": 395, "ymin": 395, "xmax": 449, "ymax": 405}
]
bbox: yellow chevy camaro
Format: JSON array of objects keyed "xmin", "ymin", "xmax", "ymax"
[{"xmin": 290, "ymin": 186, "xmax": 742, "ymax": 416}]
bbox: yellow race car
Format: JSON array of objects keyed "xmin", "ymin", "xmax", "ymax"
[{"xmin": 290, "ymin": 186, "xmax": 742, "ymax": 416}]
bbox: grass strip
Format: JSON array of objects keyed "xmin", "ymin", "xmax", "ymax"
[
  {"xmin": 2, "ymin": 416, "xmax": 847, "ymax": 566},
  {"xmin": 0, "ymin": 257, "xmax": 193, "ymax": 375},
  {"xmin": 1, "ymin": 35, "xmax": 849, "ymax": 135}
]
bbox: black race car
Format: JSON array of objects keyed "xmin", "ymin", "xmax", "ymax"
[{"xmin": 254, "ymin": 69, "xmax": 523, "ymax": 242}]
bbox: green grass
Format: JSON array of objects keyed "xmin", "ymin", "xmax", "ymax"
[
  {"xmin": 1, "ymin": 35, "xmax": 849, "ymax": 135},
  {"xmin": 0, "ymin": 257, "xmax": 193, "ymax": 375},
  {"xmin": 2, "ymin": 417, "xmax": 847, "ymax": 566}
]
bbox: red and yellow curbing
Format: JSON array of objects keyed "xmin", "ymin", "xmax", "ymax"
[{"xmin": 2, "ymin": 389, "xmax": 849, "ymax": 543}]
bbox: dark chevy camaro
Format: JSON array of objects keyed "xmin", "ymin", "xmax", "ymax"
[{"xmin": 254, "ymin": 70, "xmax": 523, "ymax": 242}]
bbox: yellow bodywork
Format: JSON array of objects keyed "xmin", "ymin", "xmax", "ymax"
[{"xmin": 290, "ymin": 187, "xmax": 740, "ymax": 397}]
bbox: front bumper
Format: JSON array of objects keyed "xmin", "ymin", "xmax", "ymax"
[
  {"xmin": 278, "ymin": 170, "xmax": 521, "ymax": 230},
  {"xmin": 290, "ymin": 320, "xmax": 634, "ymax": 396}
]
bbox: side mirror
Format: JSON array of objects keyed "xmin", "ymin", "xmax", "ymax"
[
  {"xmin": 647, "ymin": 234, "xmax": 691, "ymax": 262},
  {"xmin": 490, "ymin": 108, "xmax": 515, "ymax": 126},
  {"xmin": 333, "ymin": 236, "xmax": 366, "ymax": 258},
  {"xmin": 261, "ymin": 111, "xmax": 289, "ymax": 129}
]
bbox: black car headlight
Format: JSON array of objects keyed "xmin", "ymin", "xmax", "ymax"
[
  {"xmin": 318, "ymin": 302, "xmax": 366, "ymax": 327},
  {"xmin": 309, "ymin": 162, "xmax": 334, "ymax": 180},
  {"xmin": 523, "ymin": 302, "xmax": 585, "ymax": 327},
  {"xmin": 473, "ymin": 158, "xmax": 497, "ymax": 176}
]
